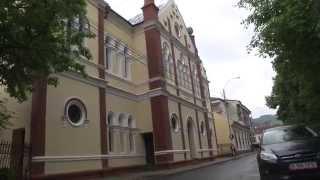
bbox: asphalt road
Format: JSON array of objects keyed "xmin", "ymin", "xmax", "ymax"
[{"xmin": 151, "ymin": 154, "xmax": 260, "ymax": 180}]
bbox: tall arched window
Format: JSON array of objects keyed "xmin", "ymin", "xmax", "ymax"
[
  {"xmin": 200, "ymin": 121, "xmax": 206, "ymax": 136},
  {"xmin": 170, "ymin": 114, "xmax": 179, "ymax": 132},
  {"xmin": 107, "ymin": 112, "xmax": 114, "ymax": 153},
  {"xmin": 128, "ymin": 116, "xmax": 135, "ymax": 153},
  {"xmin": 177, "ymin": 53, "xmax": 192, "ymax": 90},
  {"xmin": 162, "ymin": 42, "xmax": 174, "ymax": 80},
  {"xmin": 119, "ymin": 113, "xmax": 126, "ymax": 153},
  {"xmin": 168, "ymin": 55, "xmax": 175, "ymax": 80}
]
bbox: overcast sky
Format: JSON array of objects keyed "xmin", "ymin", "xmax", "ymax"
[{"xmin": 106, "ymin": 0, "xmax": 276, "ymax": 118}]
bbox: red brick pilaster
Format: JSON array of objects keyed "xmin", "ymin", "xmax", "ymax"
[
  {"xmin": 143, "ymin": 0, "xmax": 173, "ymax": 164},
  {"xmin": 98, "ymin": 4, "xmax": 109, "ymax": 168},
  {"xmin": 30, "ymin": 78, "xmax": 47, "ymax": 176}
]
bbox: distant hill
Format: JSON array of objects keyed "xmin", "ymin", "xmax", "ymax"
[{"xmin": 252, "ymin": 114, "xmax": 283, "ymax": 127}]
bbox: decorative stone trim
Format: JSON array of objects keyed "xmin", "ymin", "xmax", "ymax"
[
  {"xmin": 158, "ymin": 23, "xmax": 201, "ymax": 63},
  {"xmin": 63, "ymin": 98, "xmax": 88, "ymax": 127},
  {"xmin": 166, "ymin": 82, "xmax": 204, "ymax": 101},
  {"xmin": 197, "ymin": 149, "xmax": 217, "ymax": 153},
  {"xmin": 59, "ymin": 72, "xmax": 107, "ymax": 88},
  {"xmin": 32, "ymin": 154, "xmax": 145, "ymax": 163},
  {"xmin": 154, "ymin": 149, "xmax": 190, "ymax": 156}
]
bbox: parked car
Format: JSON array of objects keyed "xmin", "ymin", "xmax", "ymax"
[{"xmin": 257, "ymin": 125, "xmax": 320, "ymax": 180}]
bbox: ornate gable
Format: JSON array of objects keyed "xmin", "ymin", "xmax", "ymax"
[{"xmin": 158, "ymin": 0, "xmax": 196, "ymax": 54}]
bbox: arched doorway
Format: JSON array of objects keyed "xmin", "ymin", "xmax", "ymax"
[{"xmin": 187, "ymin": 118, "xmax": 197, "ymax": 159}]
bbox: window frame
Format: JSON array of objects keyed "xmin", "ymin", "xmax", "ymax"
[
  {"xmin": 170, "ymin": 114, "xmax": 180, "ymax": 133},
  {"xmin": 128, "ymin": 116, "xmax": 136, "ymax": 153},
  {"xmin": 64, "ymin": 98, "xmax": 87, "ymax": 127},
  {"xmin": 107, "ymin": 112, "xmax": 115, "ymax": 153},
  {"xmin": 200, "ymin": 121, "xmax": 206, "ymax": 136}
]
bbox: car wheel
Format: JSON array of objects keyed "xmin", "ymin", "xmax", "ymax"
[
  {"xmin": 258, "ymin": 166, "xmax": 273, "ymax": 180},
  {"xmin": 260, "ymin": 174, "xmax": 271, "ymax": 180}
]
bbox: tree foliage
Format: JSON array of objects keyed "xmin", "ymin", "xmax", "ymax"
[
  {"xmin": 0, "ymin": 0, "xmax": 93, "ymax": 102},
  {"xmin": 238, "ymin": 0, "xmax": 320, "ymax": 123},
  {"xmin": 0, "ymin": 99, "xmax": 12, "ymax": 130},
  {"xmin": 0, "ymin": 0, "xmax": 94, "ymax": 129}
]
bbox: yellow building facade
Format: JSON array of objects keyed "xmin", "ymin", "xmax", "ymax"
[
  {"xmin": 0, "ymin": 0, "xmax": 218, "ymax": 178},
  {"xmin": 211, "ymin": 98, "xmax": 253, "ymax": 156}
]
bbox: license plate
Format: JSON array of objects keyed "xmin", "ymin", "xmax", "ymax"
[{"xmin": 289, "ymin": 162, "xmax": 318, "ymax": 171}]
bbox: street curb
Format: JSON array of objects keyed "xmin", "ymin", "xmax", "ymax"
[
  {"xmin": 105, "ymin": 152, "xmax": 256, "ymax": 180},
  {"xmin": 143, "ymin": 152, "xmax": 256, "ymax": 178}
]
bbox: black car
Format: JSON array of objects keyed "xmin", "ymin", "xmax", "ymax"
[{"xmin": 257, "ymin": 125, "xmax": 320, "ymax": 180}]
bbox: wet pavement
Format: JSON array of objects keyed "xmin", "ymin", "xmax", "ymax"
[{"xmin": 150, "ymin": 153, "xmax": 260, "ymax": 180}]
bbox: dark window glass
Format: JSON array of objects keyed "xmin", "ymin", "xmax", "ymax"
[
  {"xmin": 262, "ymin": 126, "xmax": 317, "ymax": 145},
  {"xmin": 171, "ymin": 115, "xmax": 179, "ymax": 132},
  {"xmin": 200, "ymin": 122, "xmax": 205, "ymax": 135},
  {"xmin": 108, "ymin": 113, "xmax": 113, "ymax": 152},
  {"xmin": 129, "ymin": 132, "xmax": 134, "ymax": 152},
  {"xmin": 68, "ymin": 105, "xmax": 82, "ymax": 124}
]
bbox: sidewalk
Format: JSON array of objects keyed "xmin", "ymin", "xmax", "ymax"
[{"xmin": 98, "ymin": 152, "xmax": 256, "ymax": 180}]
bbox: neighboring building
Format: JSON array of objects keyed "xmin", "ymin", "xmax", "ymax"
[
  {"xmin": 0, "ymin": 0, "xmax": 217, "ymax": 178},
  {"xmin": 211, "ymin": 98, "xmax": 252, "ymax": 155},
  {"xmin": 252, "ymin": 115, "xmax": 283, "ymax": 144}
]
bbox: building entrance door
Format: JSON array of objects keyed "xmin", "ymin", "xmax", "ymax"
[
  {"xmin": 187, "ymin": 119, "xmax": 197, "ymax": 159},
  {"xmin": 142, "ymin": 132, "xmax": 155, "ymax": 165}
]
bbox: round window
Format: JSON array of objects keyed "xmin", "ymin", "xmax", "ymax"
[
  {"xmin": 171, "ymin": 115, "xmax": 179, "ymax": 132},
  {"xmin": 65, "ymin": 98, "xmax": 87, "ymax": 127}
]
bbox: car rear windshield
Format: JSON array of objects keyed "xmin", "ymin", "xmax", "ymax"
[{"xmin": 262, "ymin": 126, "xmax": 318, "ymax": 145}]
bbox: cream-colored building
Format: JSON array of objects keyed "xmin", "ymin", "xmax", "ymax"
[
  {"xmin": 0, "ymin": 0, "xmax": 218, "ymax": 178},
  {"xmin": 211, "ymin": 98, "xmax": 252, "ymax": 155}
]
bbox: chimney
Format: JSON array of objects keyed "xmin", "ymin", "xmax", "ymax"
[
  {"xmin": 144, "ymin": 0, "xmax": 154, "ymax": 5},
  {"xmin": 142, "ymin": 0, "xmax": 159, "ymax": 22}
]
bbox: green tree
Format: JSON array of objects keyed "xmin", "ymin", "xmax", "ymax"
[
  {"xmin": 0, "ymin": 0, "xmax": 94, "ymax": 128},
  {"xmin": 0, "ymin": 99, "xmax": 12, "ymax": 130},
  {"xmin": 238, "ymin": 0, "xmax": 320, "ymax": 123}
]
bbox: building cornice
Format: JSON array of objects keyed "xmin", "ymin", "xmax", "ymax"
[
  {"xmin": 58, "ymin": 72, "xmax": 107, "ymax": 88},
  {"xmin": 58, "ymin": 71, "xmax": 208, "ymax": 113}
]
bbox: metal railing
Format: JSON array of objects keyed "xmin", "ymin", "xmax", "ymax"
[{"xmin": 0, "ymin": 140, "xmax": 29, "ymax": 180}]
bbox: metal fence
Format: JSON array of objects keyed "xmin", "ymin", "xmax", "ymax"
[
  {"xmin": 0, "ymin": 141, "xmax": 12, "ymax": 169},
  {"xmin": 0, "ymin": 140, "xmax": 29, "ymax": 180}
]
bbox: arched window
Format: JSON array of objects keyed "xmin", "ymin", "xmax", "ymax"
[
  {"xmin": 174, "ymin": 22, "xmax": 182, "ymax": 38},
  {"xmin": 118, "ymin": 113, "xmax": 126, "ymax": 153},
  {"xmin": 107, "ymin": 112, "xmax": 114, "ymax": 152},
  {"xmin": 200, "ymin": 121, "xmax": 206, "ymax": 136},
  {"xmin": 162, "ymin": 42, "xmax": 174, "ymax": 80},
  {"xmin": 170, "ymin": 114, "xmax": 179, "ymax": 132},
  {"xmin": 208, "ymin": 120, "xmax": 213, "ymax": 135},
  {"xmin": 180, "ymin": 56, "xmax": 192, "ymax": 90},
  {"xmin": 128, "ymin": 116, "xmax": 135, "ymax": 153},
  {"xmin": 168, "ymin": 55, "xmax": 175, "ymax": 80}
]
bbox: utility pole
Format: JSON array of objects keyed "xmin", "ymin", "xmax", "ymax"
[{"xmin": 223, "ymin": 76, "xmax": 240, "ymax": 155}]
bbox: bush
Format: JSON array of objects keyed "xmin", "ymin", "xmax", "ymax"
[{"xmin": 0, "ymin": 168, "xmax": 16, "ymax": 180}]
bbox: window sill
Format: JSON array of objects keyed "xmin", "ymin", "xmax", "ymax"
[{"xmin": 105, "ymin": 70, "xmax": 132, "ymax": 83}]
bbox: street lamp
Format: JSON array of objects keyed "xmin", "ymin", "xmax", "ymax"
[
  {"xmin": 222, "ymin": 76, "xmax": 240, "ymax": 155},
  {"xmin": 223, "ymin": 76, "xmax": 240, "ymax": 100}
]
